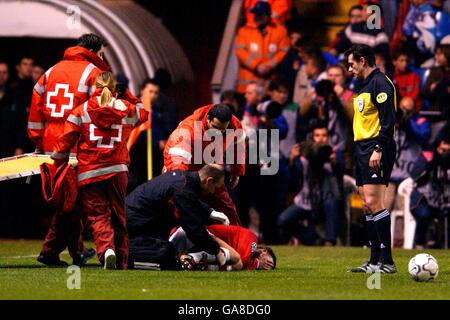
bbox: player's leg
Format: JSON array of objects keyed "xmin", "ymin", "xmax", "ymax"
[{"xmin": 363, "ymin": 183, "xmax": 396, "ymax": 273}]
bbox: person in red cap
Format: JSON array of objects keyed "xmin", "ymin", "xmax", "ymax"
[
  {"xmin": 52, "ymin": 71, "xmax": 148, "ymax": 270},
  {"xmin": 28, "ymin": 34, "xmax": 142, "ymax": 266}
]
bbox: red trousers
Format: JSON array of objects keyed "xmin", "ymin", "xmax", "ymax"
[
  {"xmin": 41, "ymin": 209, "xmax": 83, "ymax": 258},
  {"xmin": 77, "ymin": 172, "xmax": 129, "ymax": 269},
  {"xmin": 202, "ymin": 185, "xmax": 242, "ymax": 226}
]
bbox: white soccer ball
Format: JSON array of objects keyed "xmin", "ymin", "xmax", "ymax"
[{"xmin": 408, "ymin": 253, "xmax": 439, "ymax": 282}]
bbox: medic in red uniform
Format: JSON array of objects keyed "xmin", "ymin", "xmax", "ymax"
[
  {"xmin": 52, "ymin": 72, "xmax": 148, "ymax": 269},
  {"xmin": 163, "ymin": 104, "xmax": 245, "ymax": 226}
]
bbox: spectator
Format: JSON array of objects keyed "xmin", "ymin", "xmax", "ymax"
[
  {"xmin": 128, "ymin": 78, "xmax": 160, "ymax": 191},
  {"xmin": 331, "ymin": 1, "xmax": 390, "ymax": 60},
  {"xmin": 276, "ymin": 23, "xmax": 304, "ymax": 99},
  {"xmin": 243, "ymin": 0, "xmax": 292, "ymax": 27},
  {"xmin": 392, "ymin": 50, "xmax": 423, "ymax": 111},
  {"xmin": 12, "ymin": 56, "xmax": 35, "ymax": 155},
  {"xmin": 235, "ymin": 1, "xmax": 290, "ymax": 94},
  {"xmin": 278, "ymin": 124, "xmax": 343, "ymax": 246},
  {"xmin": 241, "ymin": 81, "xmax": 266, "ymax": 135},
  {"xmin": 297, "ymin": 80, "xmax": 349, "ymax": 170},
  {"xmin": 254, "ymin": 99, "xmax": 288, "ymax": 244},
  {"xmin": 403, "ymin": 0, "xmax": 450, "ymax": 67},
  {"xmin": 32, "ymin": 65, "xmax": 45, "ymax": 84},
  {"xmin": 423, "ymin": 43, "xmax": 450, "ymax": 122},
  {"xmin": 153, "ymin": 68, "xmax": 178, "ymax": 138},
  {"xmin": 0, "ymin": 61, "xmax": 19, "ymax": 158},
  {"xmin": 410, "ymin": 132, "xmax": 450, "ymax": 249},
  {"xmin": 294, "ymin": 50, "xmax": 328, "ymax": 117},
  {"xmin": 329, "ymin": 5, "xmax": 364, "ymax": 58},
  {"xmin": 326, "ymin": 64, "xmax": 355, "ymax": 111},
  {"xmin": 220, "ymin": 90, "xmax": 242, "ymax": 119},
  {"xmin": 385, "ymin": 96, "xmax": 431, "ymax": 213}
]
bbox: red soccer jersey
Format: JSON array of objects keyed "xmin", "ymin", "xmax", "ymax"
[
  {"xmin": 207, "ymin": 224, "xmax": 259, "ymax": 270},
  {"xmin": 52, "ymin": 96, "xmax": 148, "ymax": 186}
]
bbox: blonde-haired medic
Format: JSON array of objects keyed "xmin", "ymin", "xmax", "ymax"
[
  {"xmin": 51, "ymin": 71, "xmax": 148, "ymax": 270},
  {"xmin": 345, "ymin": 44, "xmax": 397, "ymax": 274}
]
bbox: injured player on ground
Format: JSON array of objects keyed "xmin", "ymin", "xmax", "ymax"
[{"xmin": 169, "ymin": 224, "xmax": 276, "ymax": 271}]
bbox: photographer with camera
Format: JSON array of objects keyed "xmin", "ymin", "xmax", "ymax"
[
  {"xmin": 410, "ymin": 131, "xmax": 450, "ymax": 249},
  {"xmin": 296, "ymin": 80, "xmax": 349, "ymax": 170},
  {"xmin": 277, "ymin": 123, "xmax": 343, "ymax": 246}
]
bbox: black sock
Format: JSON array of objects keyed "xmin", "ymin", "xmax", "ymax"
[
  {"xmin": 366, "ymin": 215, "xmax": 380, "ymax": 265},
  {"xmin": 373, "ymin": 209, "xmax": 394, "ymax": 265}
]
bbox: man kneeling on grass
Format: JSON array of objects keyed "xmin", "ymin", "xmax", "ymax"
[
  {"xmin": 169, "ymin": 224, "xmax": 277, "ymax": 271},
  {"xmin": 125, "ymin": 164, "xmax": 233, "ymax": 270}
]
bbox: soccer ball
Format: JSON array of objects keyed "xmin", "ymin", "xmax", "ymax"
[{"xmin": 408, "ymin": 253, "xmax": 439, "ymax": 282}]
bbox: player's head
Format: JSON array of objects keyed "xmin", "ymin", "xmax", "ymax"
[
  {"xmin": 96, "ymin": 71, "xmax": 117, "ymax": 107},
  {"xmin": 345, "ymin": 44, "xmax": 376, "ymax": 80},
  {"xmin": 198, "ymin": 164, "xmax": 225, "ymax": 194},
  {"xmin": 255, "ymin": 246, "xmax": 276, "ymax": 270},
  {"xmin": 77, "ymin": 33, "xmax": 108, "ymax": 60},
  {"xmin": 207, "ymin": 104, "xmax": 232, "ymax": 133}
]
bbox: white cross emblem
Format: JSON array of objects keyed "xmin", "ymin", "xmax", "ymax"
[
  {"xmin": 46, "ymin": 83, "xmax": 74, "ymax": 118},
  {"xmin": 89, "ymin": 124, "xmax": 123, "ymax": 149}
]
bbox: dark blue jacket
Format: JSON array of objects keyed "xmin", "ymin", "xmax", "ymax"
[{"xmin": 125, "ymin": 170, "xmax": 220, "ymax": 255}]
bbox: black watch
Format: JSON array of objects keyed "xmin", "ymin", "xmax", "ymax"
[{"xmin": 374, "ymin": 144, "xmax": 383, "ymax": 153}]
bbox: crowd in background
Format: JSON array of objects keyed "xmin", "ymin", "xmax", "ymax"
[
  {"xmin": 229, "ymin": 0, "xmax": 450, "ymax": 248},
  {"xmin": 0, "ymin": 0, "xmax": 449, "ymax": 249}
]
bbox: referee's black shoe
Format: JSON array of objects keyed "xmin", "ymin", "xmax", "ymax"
[{"xmin": 348, "ymin": 261, "xmax": 379, "ymax": 273}]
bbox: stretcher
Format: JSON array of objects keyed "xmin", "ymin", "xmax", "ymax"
[{"xmin": 0, "ymin": 153, "xmax": 77, "ymax": 181}]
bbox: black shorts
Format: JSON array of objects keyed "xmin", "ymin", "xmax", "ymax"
[{"xmin": 354, "ymin": 139, "xmax": 396, "ymax": 187}]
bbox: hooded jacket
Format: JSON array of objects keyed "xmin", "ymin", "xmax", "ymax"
[
  {"xmin": 163, "ymin": 105, "xmax": 246, "ymax": 176},
  {"xmin": 28, "ymin": 46, "xmax": 142, "ymax": 153},
  {"xmin": 51, "ymin": 96, "xmax": 148, "ymax": 186}
]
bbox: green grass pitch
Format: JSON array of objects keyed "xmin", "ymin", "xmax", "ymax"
[{"xmin": 0, "ymin": 240, "xmax": 449, "ymax": 300}]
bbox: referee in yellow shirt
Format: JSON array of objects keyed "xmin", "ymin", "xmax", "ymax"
[{"xmin": 345, "ymin": 44, "xmax": 397, "ymax": 273}]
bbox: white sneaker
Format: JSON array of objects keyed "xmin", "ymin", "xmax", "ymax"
[{"xmin": 104, "ymin": 249, "xmax": 116, "ymax": 270}]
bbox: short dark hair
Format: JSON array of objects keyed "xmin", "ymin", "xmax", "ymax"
[
  {"xmin": 153, "ymin": 68, "xmax": 172, "ymax": 90},
  {"xmin": 208, "ymin": 104, "xmax": 233, "ymax": 123},
  {"xmin": 77, "ymin": 34, "xmax": 108, "ymax": 52},
  {"xmin": 349, "ymin": 5, "xmax": 363, "ymax": 16},
  {"xmin": 17, "ymin": 56, "xmax": 34, "ymax": 65},
  {"xmin": 437, "ymin": 44, "xmax": 450, "ymax": 64},
  {"xmin": 258, "ymin": 246, "xmax": 277, "ymax": 269},
  {"xmin": 345, "ymin": 44, "xmax": 376, "ymax": 67},
  {"xmin": 140, "ymin": 77, "xmax": 159, "ymax": 91},
  {"xmin": 0, "ymin": 60, "xmax": 8, "ymax": 67},
  {"xmin": 268, "ymin": 78, "xmax": 289, "ymax": 92},
  {"xmin": 392, "ymin": 49, "xmax": 409, "ymax": 61},
  {"xmin": 200, "ymin": 164, "xmax": 225, "ymax": 182},
  {"xmin": 312, "ymin": 121, "xmax": 329, "ymax": 133}
]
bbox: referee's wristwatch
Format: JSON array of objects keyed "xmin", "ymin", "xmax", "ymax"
[{"xmin": 374, "ymin": 144, "xmax": 383, "ymax": 153}]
